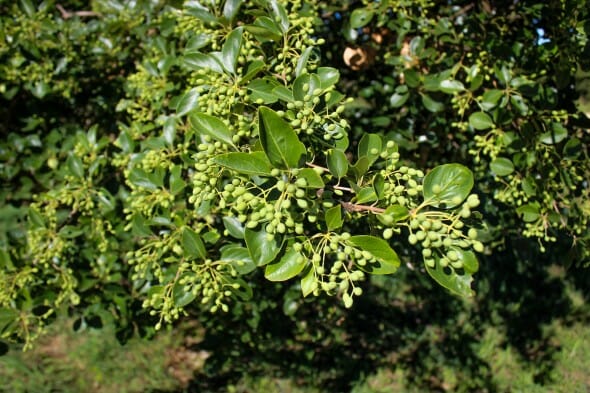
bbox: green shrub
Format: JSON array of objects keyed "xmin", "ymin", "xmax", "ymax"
[{"xmin": 0, "ymin": 0, "xmax": 587, "ymax": 374}]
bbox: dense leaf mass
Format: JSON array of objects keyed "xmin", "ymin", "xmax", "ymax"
[{"xmin": 0, "ymin": 1, "xmax": 588, "ymax": 376}]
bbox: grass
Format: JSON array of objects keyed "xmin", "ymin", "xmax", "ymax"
[
  {"xmin": 0, "ymin": 319, "xmax": 207, "ymax": 393},
  {"xmin": 1, "ymin": 264, "xmax": 589, "ymax": 392}
]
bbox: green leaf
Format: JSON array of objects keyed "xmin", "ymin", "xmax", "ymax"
[
  {"xmin": 67, "ymin": 155, "xmax": 84, "ymax": 178},
  {"xmin": 221, "ymin": 27, "xmax": 243, "ymax": 74},
  {"xmin": 19, "ymin": 0, "xmax": 35, "ymax": 17},
  {"xmin": 295, "ymin": 47, "xmax": 314, "ymax": 77},
  {"xmin": 516, "ymin": 203, "xmax": 541, "ymax": 222},
  {"xmin": 425, "ymin": 254, "xmax": 475, "ymax": 297},
  {"xmin": 128, "ymin": 168, "xmax": 159, "ymax": 190},
  {"xmin": 222, "ymin": 0, "xmax": 242, "ymax": 22},
  {"xmin": 510, "ymin": 94, "xmax": 529, "ymax": 115},
  {"xmin": 390, "ymin": 92, "xmax": 409, "ymax": 108},
  {"xmin": 268, "ymin": 0, "xmax": 290, "ymax": 33},
  {"xmin": 469, "ymin": 112, "xmax": 494, "ymax": 130},
  {"xmin": 325, "ymin": 206, "xmax": 343, "ymax": 231},
  {"xmin": 327, "ymin": 149, "xmax": 348, "ymax": 179},
  {"xmin": 247, "ymin": 78, "xmax": 279, "ymax": 104},
  {"xmin": 350, "ymin": 8, "xmax": 374, "ymax": 29},
  {"xmin": 421, "ymin": 94, "xmax": 444, "ymax": 112},
  {"xmin": 258, "ymin": 106, "xmax": 306, "ymax": 169},
  {"xmin": 220, "ymin": 245, "xmax": 256, "ymax": 275},
  {"xmin": 169, "ymin": 165, "xmax": 186, "ymax": 195},
  {"xmin": 317, "ymin": 67, "xmax": 340, "ymax": 89},
  {"xmin": 212, "ymin": 152, "xmax": 272, "ymax": 176},
  {"xmin": 246, "ymin": 17, "xmax": 282, "ymax": 42},
  {"xmin": 229, "ymin": 278, "xmax": 253, "ymax": 301},
  {"xmin": 173, "ymin": 281, "xmax": 196, "ymax": 308},
  {"xmin": 241, "ymin": 60, "xmax": 266, "ymax": 84},
  {"xmin": 423, "ymin": 164, "xmax": 474, "ymax": 208},
  {"xmin": 264, "ymin": 248, "xmax": 306, "ymax": 281},
  {"xmin": 185, "ymin": 34, "xmax": 210, "ymax": 52},
  {"xmin": 358, "ymin": 133, "xmax": 382, "ymax": 166},
  {"xmin": 377, "ymin": 205, "xmax": 409, "ymax": 225},
  {"xmin": 293, "ymin": 74, "xmax": 321, "ymax": 101},
  {"xmin": 245, "ymin": 227, "xmax": 280, "ymax": 266},
  {"xmin": 190, "ymin": 112, "xmax": 235, "ymax": 147},
  {"xmin": 454, "ymin": 249, "xmax": 479, "ymax": 274},
  {"xmin": 163, "ymin": 116, "xmax": 176, "ymax": 146},
  {"xmin": 481, "ymin": 89, "xmax": 504, "ymax": 110},
  {"xmin": 272, "ymin": 85, "xmax": 294, "ymax": 102},
  {"xmin": 490, "ymin": 157, "xmax": 515, "ymax": 176},
  {"xmin": 539, "ymin": 122, "xmax": 568, "ymax": 144},
  {"xmin": 355, "ymin": 187, "xmax": 377, "ymax": 204},
  {"xmin": 222, "ymin": 216, "xmax": 244, "ymax": 239},
  {"xmin": 439, "ymin": 79, "xmax": 465, "ymax": 94},
  {"xmin": 300, "ymin": 267, "xmax": 316, "ymax": 297},
  {"xmin": 348, "ymin": 235, "xmax": 400, "ymax": 274},
  {"xmin": 0, "ymin": 308, "xmax": 19, "ymax": 333},
  {"xmin": 182, "ymin": 227, "xmax": 206, "ymax": 259},
  {"xmin": 175, "ymin": 88, "xmax": 200, "ymax": 116},
  {"xmin": 183, "ymin": 52, "xmax": 224, "ymax": 74},
  {"xmin": 297, "ymin": 168, "xmax": 324, "ymax": 188}
]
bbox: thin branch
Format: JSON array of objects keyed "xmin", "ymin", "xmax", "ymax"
[
  {"xmin": 56, "ymin": 4, "xmax": 101, "ymax": 19},
  {"xmin": 340, "ymin": 201, "xmax": 385, "ymax": 214}
]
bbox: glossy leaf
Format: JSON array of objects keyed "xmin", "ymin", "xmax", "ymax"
[
  {"xmin": 490, "ymin": 157, "xmax": 515, "ymax": 176},
  {"xmin": 264, "ymin": 248, "xmax": 306, "ymax": 281},
  {"xmin": 175, "ymin": 88, "xmax": 200, "ymax": 116},
  {"xmin": 539, "ymin": 122, "xmax": 568, "ymax": 144},
  {"xmin": 183, "ymin": 52, "xmax": 224, "ymax": 74},
  {"xmin": 325, "ymin": 205, "xmax": 343, "ymax": 231},
  {"xmin": 245, "ymin": 227, "xmax": 280, "ymax": 266},
  {"xmin": 425, "ymin": 254, "xmax": 475, "ymax": 297},
  {"xmin": 221, "ymin": 27, "xmax": 243, "ymax": 74},
  {"xmin": 190, "ymin": 112, "xmax": 235, "ymax": 147},
  {"xmin": 317, "ymin": 67, "xmax": 340, "ymax": 89},
  {"xmin": 300, "ymin": 267, "xmax": 316, "ymax": 297},
  {"xmin": 350, "ymin": 8, "xmax": 374, "ymax": 29},
  {"xmin": 358, "ymin": 133, "xmax": 382, "ymax": 166},
  {"xmin": 220, "ymin": 245, "xmax": 256, "ymax": 275},
  {"xmin": 469, "ymin": 112, "xmax": 494, "ymax": 130},
  {"xmin": 213, "ymin": 152, "xmax": 272, "ymax": 176},
  {"xmin": 439, "ymin": 79, "xmax": 465, "ymax": 94},
  {"xmin": 258, "ymin": 106, "xmax": 306, "ymax": 169},
  {"xmin": 222, "ymin": 216, "xmax": 244, "ymax": 239},
  {"xmin": 421, "ymin": 94, "xmax": 444, "ymax": 112},
  {"xmin": 348, "ymin": 235, "xmax": 400, "ymax": 274},
  {"xmin": 182, "ymin": 227, "xmax": 206, "ymax": 259},
  {"xmin": 297, "ymin": 168, "xmax": 324, "ymax": 188},
  {"xmin": 516, "ymin": 203, "xmax": 541, "ymax": 222},
  {"xmin": 327, "ymin": 149, "xmax": 348, "ymax": 179},
  {"xmin": 173, "ymin": 281, "xmax": 196, "ymax": 308},
  {"xmin": 423, "ymin": 164, "xmax": 474, "ymax": 208}
]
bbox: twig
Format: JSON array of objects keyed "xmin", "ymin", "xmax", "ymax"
[
  {"xmin": 341, "ymin": 201, "xmax": 385, "ymax": 214},
  {"xmin": 56, "ymin": 4, "xmax": 101, "ymax": 19}
]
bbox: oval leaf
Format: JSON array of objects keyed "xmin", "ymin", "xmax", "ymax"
[
  {"xmin": 439, "ymin": 79, "xmax": 465, "ymax": 94},
  {"xmin": 190, "ymin": 112, "xmax": 235, "ymax": 147},
  {"xmin": 327, "ymin": 149, "xmax": 348, "ymax": 179},
  {"xmin": 490, "ymin": 157, "xmax": 515, "ymax": 176},
  {"xmin": 245, "ymin": 227, "xmax": 280, "ymax": 266},
  {"xmin": 348, "ymin": 235, "xmax": 400, "ymax": 274},
  {"xmin": 182, "ymin": 227, "xmax": 206, "ymax": 259},
  {"xmin": 175, "ymin": 88, "xmax": 200, "ymax": 116},
  {"xmin": 423, "ymin": 164, "xmax": 474, "ymax": 208},
  {"xmin": 425, "ymin": 254, "xmax": 475, "ymax": 297},
  {"xmin": 212, "ymin": 152, "xmax": 272, "ymax": 176},
  {"xmin": 258, "ymin": 106, "xmax": 306, "ymax": 169},
  {"xmin": 469, "ymin": 111, "xmax": 494, "ymax": 130},
  {"xmin": 264, "ymin": 248, "xmax": 306, "ymax": 281}
]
